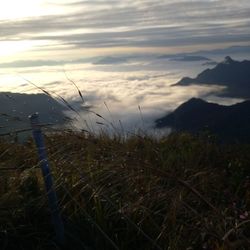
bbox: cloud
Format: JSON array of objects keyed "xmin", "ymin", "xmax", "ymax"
[
  {"xmin": 0, "ymin": 60, "xmax": 63, "ymax": 68},
  {"xmin": 1, "ymin": 56, "xmax": 244, "ymax": 133},
  {"xmin": 0, "ymin": 0, "xmax": 249, "ymax": 53}
]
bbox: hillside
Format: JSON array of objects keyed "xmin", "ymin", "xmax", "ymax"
[
  {"xmin": 155, "ymin": 98, "xmax": 250, "ymax": 142},
  {"xmin": 0, "ymin": 132, "xmax": 250, "ymax": 249},
  {"xmin": 174, "ymin": 57, "xmax": 250, "ymax": 99},
  {"xmin": 0, "ymin": 92, "xmax": 66, "ymax": 135}
]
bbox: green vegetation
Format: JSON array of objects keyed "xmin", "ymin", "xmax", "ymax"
[{"xmin": 0, "ymin": 132, "xmax": 250, "ymax": 249}]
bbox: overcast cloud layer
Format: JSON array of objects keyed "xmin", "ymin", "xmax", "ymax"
[{"xmin": 1, "ymin": 0, "xmax": 250, "ymax": 59}]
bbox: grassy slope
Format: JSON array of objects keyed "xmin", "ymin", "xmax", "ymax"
[{"xmin": 0, "ymin": 132, "xmax": 250, "ymax": 250}]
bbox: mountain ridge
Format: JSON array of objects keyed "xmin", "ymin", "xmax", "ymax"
[
  {"xmin": 0, "ymin": 92, "xmax": 66, "ymax": 137},
  {"xmin": 174, "ymin": 57, "xmax": 250, "ymax": 99},
  {"xmin": 155, "ymin": 98, "xmax": 250, "ymax": 142}
]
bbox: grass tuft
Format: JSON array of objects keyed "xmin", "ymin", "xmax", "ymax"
[{"xmin": 1, "ymin": 132, "xmax": 250, "ymax": 249}]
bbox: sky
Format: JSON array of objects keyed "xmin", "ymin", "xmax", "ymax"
[
  {"xmin": 1, "ymin": 0, "xmax": 250, "ymax": 62},
  {"xmin": 0, "ymin": 0, "xmax": 250, "ymax": 132}
]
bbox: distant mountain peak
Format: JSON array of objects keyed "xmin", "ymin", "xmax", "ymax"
[
  {"xmin": 174, "ymin": 57, "xmax": 250, "ymax": 99},
  {"xmin": 186, "ymin": 97, "xmax": 206, "ymax": 104},
  {"xmin": 222, "ymin": 56, "xmax": 234, "ymax": 64},
  {"xmin": 178, "ymin": 97, "xmax": 208, "ymax": 109},
  {"xmin": 93, "ymin": 56, "xmax": 128, "ymax": 65},
  {"xmin": 158, "ymin": 54, "xmax": 211, "ymax": 62}
]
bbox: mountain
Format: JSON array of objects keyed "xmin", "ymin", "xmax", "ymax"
[
  {"xmin": 159, "ymin": 46, "xmax": 250, "ymax": 59},
  {"xmin": 92, "ymin": 56, "xmax": 128, "ymax": 65},
  {"xmin": 169, "ymin": 55, "xmax": 211, "ymax": 62},
  {"xmin": 155, "ymin": 98, "xmax": 250, "ymax": 143},
  {"xmin": 158, "ymin": 54, "xmax": 211, "ymax": 62},
  {"xmin": 202, "ymin": 61, "xmax": 217, "ymax": 66},
  {"xmin": 174, "ymin": 57, "xmax": 250, "ymax": 99},
  {"xmin": 193, "ymin": 45, "xmax": 250, "ymax": 56},
  {"xmin": 0, "ymin": 92, "xmax": 66, "ymax": 138}
]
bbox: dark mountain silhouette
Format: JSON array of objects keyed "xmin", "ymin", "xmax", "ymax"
[
  {"xmin": 159, "ymin": 46, "xmax": 250, "ymax": 59},
  {"xmin": 158, "ymin": 54, "xmax": 211, "ymax": 62},
  {"xmin": 0, "ymin": 92, "xmax": 66, "ymax": 136},
  {"xmin": 155, "ymin": 98, "xmax": 250, "ymax": 143},
  {"xmin": 93, "ymin": 56, "xmax": 128, "ymax": 65},
  {"xmin": 202, "ymin": 61, "xmax": 217, "ymax": 66},
  {"xmin": 174, "ymin": 57, "xmax": 250, "ymax": 98},
  {"xmin": 193, "ymin": 45, "xmax": 250, "ymax": 56}
]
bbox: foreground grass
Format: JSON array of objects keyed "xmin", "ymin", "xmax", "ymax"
[{"xmin": 0, "ymin": 132, "xmax": 250, "ymax": 250}]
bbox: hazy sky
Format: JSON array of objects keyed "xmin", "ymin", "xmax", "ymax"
[{"xmin": 1, "ymin": 0, "xmax": 250, "ymax": 62}]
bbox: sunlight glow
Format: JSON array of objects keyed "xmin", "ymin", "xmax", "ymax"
[
  {"xmin": 0, "ymin": 40, "xmax": 50, "ymax": 58},
  {"xmin": 0, "ymin": 1, "xmax": 45, "ymax": 20},
  {"xmin": 0, "ymin": 0, "xmax": 70, "ymax": 20}
]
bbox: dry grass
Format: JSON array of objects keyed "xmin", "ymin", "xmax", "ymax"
[{"xmin": 0, "ymin": 132, "xmax": 250, "ymax": 249}]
